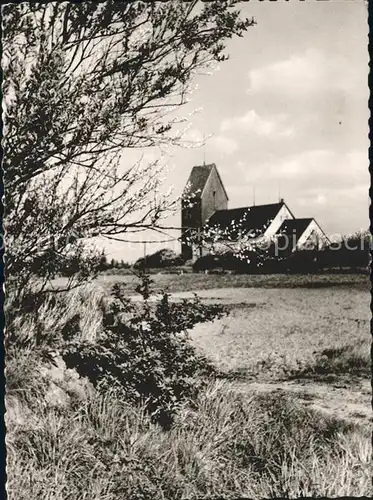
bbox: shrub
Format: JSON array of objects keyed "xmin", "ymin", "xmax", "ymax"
[
  {"xmin": 134, "ymin": 249, "xmax": 184, "ymax": 270},
  {"xmin": 192, "ymin": 249, "xmax": 290, "ymax": 274},
  {"xmin": 62, "ymin": 274, "xmax": 226, "ymax": 428},
  {"xmin": 282, "ymin": 250, "xmax": 320, "ymax": 274},
  {"xmin": 192, "ymin": 254, "xmax": 224, "ymax": 272}
]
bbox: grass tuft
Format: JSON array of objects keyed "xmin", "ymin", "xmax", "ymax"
[{"xmin": 291, "ymin": 341, "xmax": 371, "ymax": 380}]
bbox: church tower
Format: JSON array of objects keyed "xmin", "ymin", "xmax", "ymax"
[{"xmin": 181, "ymin": 163, "xmax": 228, "ymax": 260}]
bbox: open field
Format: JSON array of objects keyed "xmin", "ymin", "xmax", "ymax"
[
  {"xmin": 52, "ymin": 271, "xmax": 370, "ymax": 295},
  {"xmin": 185, "ymin": 286, "xmax": 371, "ymax": 425},
  {"xmin": 186, "ymin": 287, "xmax": 370, "ymax": 377},
  {"xmin": 52, "ymin": 272, "xmax": 371, "ymax": 426},
  {"xmin": 88, "ymin": 273, "xmax": 371, "ymax": 426},
  {"xmin": 123, "ymin": 281, "xmax": 370, "ymax": 426}
]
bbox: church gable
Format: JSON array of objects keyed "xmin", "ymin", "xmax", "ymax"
[
  {"xmin": 276, "ymin": 218, "xmax": 313, "ymax": 254},
  {"xmin": 200, "ymin": 164, "xmax": 228, "ymax": 224},
  {"xmin": 296, "ymin": 219, "xmax": 330, "ymax": 249},
  {"xmin": 263, "ymin": 202, "xmax": 294, "ymax": 237},
  {"xmin": 276, "ymin": 218, "xmax": 330, "ymax": 252}
]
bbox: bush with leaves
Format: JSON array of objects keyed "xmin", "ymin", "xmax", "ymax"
[
  {"xmin": 62, "ymin": 274, "xmax": 226, "ymax": 429},
  {"xmin": 134, "ymin": 248, "xmax": 184, "ymax": 270}
]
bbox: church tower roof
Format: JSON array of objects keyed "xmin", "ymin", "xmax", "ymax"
[{"xmin": 183, "ymin": 163, "xmax": 229, "ymax": 201}]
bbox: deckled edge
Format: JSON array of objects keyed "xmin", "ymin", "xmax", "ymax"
[{"xmin": 0, "ymin": 4, "xmax": 5, "ymax": 499}]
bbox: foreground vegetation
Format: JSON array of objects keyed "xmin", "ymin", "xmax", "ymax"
[
  {"xmin": 6, "ymin": 279, "xmax": 372, "ymax": 499},
  {"xmin": 7, "ymin": 379, "xmax": 370, "ymax": 500}
]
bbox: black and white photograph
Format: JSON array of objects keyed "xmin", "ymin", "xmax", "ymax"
[{"xmin": 3, "ymin": 0, "xmax": 371, "ymax": 498}]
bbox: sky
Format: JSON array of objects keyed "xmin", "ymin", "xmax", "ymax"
[{"xmin": 102, "ymin": 0, "xmax": 369, "ymax": 263}]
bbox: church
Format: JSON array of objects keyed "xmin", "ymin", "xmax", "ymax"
[{"xmin": 181, "ymin": 163, "xmax": 329, "ymax": 261}]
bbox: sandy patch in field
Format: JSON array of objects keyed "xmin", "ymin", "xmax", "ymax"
[
  {"xmin": 182, "ymin": 286, "xmax": 371, "ymax": 426},
  {"xmin": 232, "ymin": 378, "xmax": 372, "ymax": 426},
  {"xmin": 187, "ymin": 287, "xmax": 369, "ymax": 371}
]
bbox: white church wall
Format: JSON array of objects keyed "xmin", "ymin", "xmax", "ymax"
[
  {"xmin": 296, "ymin": 220, "xmax": 329, "ymax": 250},
  {"xmin": 264, "ymin": 204, "xmax": 294, "ymax": 238}
]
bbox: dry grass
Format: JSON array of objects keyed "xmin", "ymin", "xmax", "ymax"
[
  {"xmin": 292, "ymin": 341, "xmax": 371, "ymax": 380},
  {"xmin": 6, "ymin": 374, "xmax": 372, "ymax": 500}
]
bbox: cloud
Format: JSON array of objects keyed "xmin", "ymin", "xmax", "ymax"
[
  {"xmin": 247, "ymin": 48, "xmax": 363, "ymax": 97},
  {"xmin": 220, "ymin": 109, "xmax": 294, "ymax": 138},
  {"xmin": 208, "ymin": 135, "xmax": 238, "ymax": 155},
  {"xmin": 223, "ymin": 148, "xmax": 368, "ymax": 235},
  {"xmin": 177, "ymin": 129, "xmax": 238, "ymax": 157},
  {"xmin": 181, "ymin": 127, "xmax": 204, "ymax": 144},
  {"xmin": 267, "ymin": 149, "xmax": 368, "ymax": 192}
]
